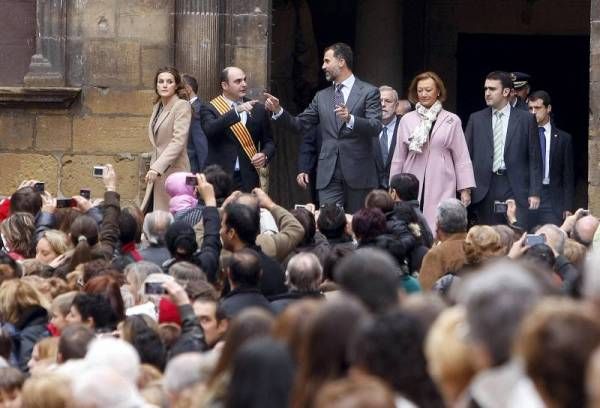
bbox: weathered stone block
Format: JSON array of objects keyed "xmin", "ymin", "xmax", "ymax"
[
  {"xmin": 117, "ymin": 1, "xmax": 173, "ymax": 44},
  {"xmin": 0, "ymin": 113, "xmax": 34, "ymax": 150},
  {"xmin": 36, "ymin": 116, "xmax": 72, "ymax": 151},
  {"xmin": 74, "ymin": 0, "xmax": 117, "ymax": 38},
  {"xmin": 84, "ymin": 40, "xmax": 140, "ymax": 87},
  {"xmin": 230, "ymin": 15, "xmax": 269, "ymax": 48},
  {"xmin": 0, "ymin": 153, "xmax": 59, "ymax": 196},
  {"xmin": 589, "ymin": 139, "xmax": 600, "ymax": 186},
  {"xmin": 231, "ymin": 47, "xmax": 268, "ymax": 89},
  {"xmin": 589, "ymin": 184, "xmax": 600, "ymax": 215},
  {"xmin": 61, "ymin": 154, "xmax": 141, "ymax": 200},
  {"xmin": 141, "ymin": 46, "xmax": 173, "ymax": 88},
  {"xmin": 84, "ymin": 88, "xmax": 154, "ymax": 115},
  {"xmin": 73, "ymin": 116, "xmax": 151, "ymax": 154}
]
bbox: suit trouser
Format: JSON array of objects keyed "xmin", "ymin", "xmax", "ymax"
[
  {"xmin": 318, "ymin": 155, "xmax": 371, "ymax": 214},
  {"xmin": 529, "ymin": 185, "xmax": 562, "ymax": 227},
  {"xmin": 470, "ymin": 173, "xmax": 530, "ymax": 230}
]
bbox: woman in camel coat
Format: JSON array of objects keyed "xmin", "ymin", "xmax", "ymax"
[{"xmin": 142, "ymin": 66, "xmax": 192, "ymax": 212}]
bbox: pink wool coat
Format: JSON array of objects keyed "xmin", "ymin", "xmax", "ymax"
[{"xmin": 389, "ymin": 109, "xmax": 475, "ymax": 234}]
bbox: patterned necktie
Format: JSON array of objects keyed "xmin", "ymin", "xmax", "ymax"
[
  {"xmin": 334, "ymin": 83, "xmax": 344, "ymax": 107},
  {"xmin": 539, "ymin": 127, "xmax": 546, "ymax": 179},
  {"xmin": 492, "ymin": 111, "xmax": 504, "ymax": 171},
  {"xmin": 380, "ymin": 126, "xmax": 389, "ymax": 164}
]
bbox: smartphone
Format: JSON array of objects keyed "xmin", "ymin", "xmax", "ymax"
[
  {"xmin": 294, "ymin": 204, "xmax": 308, "ymax": 210},
  {"xmin": 33, "ymin": 182, "xmax": 45, "ymax": 193},
  {"xmin": 79, "ymin": 189, "xmax": 91, "ymax": 200},
  {"xmin": 144, "ymin": 282, "xmax": 165, "ymax": 295},
  {"xmin": 525, "ymin": 234, "xmax": 546, "ymax": 246},
  {"xmin": 185, "ymin": 176, "xmax": 198, "ymax": 186},
  {"xmin": 493, "ymin": 201, "xmax": 508, "ymax": 214},
  {"xmin": 92, "ymin": 166, "xmax": 106, "ymax": 178},
  {"xmin": 56, "ymin": 198, "xmax": 75, "ymax": 208}
]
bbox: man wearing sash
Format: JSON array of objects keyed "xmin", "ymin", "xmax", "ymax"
[{"xmin": 200, "ymin": 67, "xmax": 275, "ymax": 192}]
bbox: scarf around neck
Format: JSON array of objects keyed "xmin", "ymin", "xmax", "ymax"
[{"xmin": 408, "ymin": 100, "xmax": 443, "ymax": 153}]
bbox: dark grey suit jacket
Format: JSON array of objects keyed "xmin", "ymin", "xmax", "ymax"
[
  {"xmin": 187, "ymin": 99, "xmax": 209, "ymax": 173},
  {"xmin": 373, "ymin": 115, "xmax": 400, "ymax": 189},
  {"xmin": 465, "ymin": 106, "xmax": 542, "ymax": 207},
  {"xmin": 547, "ymin": 124, "xmax": 575, "ymax": 215},
  {"xmin": 276, "ymin": 77, "xmax": 382, "ymax": 190}
]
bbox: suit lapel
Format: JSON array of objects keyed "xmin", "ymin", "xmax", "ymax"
[
  {"xmin": 430, "ymin": 110, "xmax": 449, "ymax": 139},
  {"xmin": 504, "ymin": 107, "xmax": 517, "ymax": 154},
  {"xmin": 152, "ymin": 96, "xmax": 178, "ymax": 136},
  {"xmin": 485, "ymin": 108, "xmax": 494, "ymax": 152},
  {"xmin": 549, "ymin": 123, "xmax": 559, "ymax": 172},
  {"xmin": 326, "ymin": 86, "xmax": 338, "ymax": 134},
  {"xmin": 148, "ymin": 103, "xmax": 160, "ymax": 147},
  {"xmin": 386, "ymin": 116, "xmax": 400, "ymax": 168},
  {"xmin": 345, "ymin": 79, "xmax": 362, "ymax": 114}
]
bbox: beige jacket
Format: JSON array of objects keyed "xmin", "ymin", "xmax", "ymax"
[{"xmin": 141, "ymin": 96, "xmax": 191, "ymax": 212}]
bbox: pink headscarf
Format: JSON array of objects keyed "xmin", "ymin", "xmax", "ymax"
[{"xmin": 165, "ymin": 172, "xmax": 198, "ymax": 214}]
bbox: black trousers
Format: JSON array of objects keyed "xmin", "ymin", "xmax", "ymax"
[
  {"xmin": 529, "ymin": 185, "xmax": 563, "ymax": 227},
  {"xmin": 470, "ymin": 173, "xmax": 530, "ymax": 231}
]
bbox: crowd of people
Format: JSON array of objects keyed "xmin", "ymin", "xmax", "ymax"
[
  {"xmin": 0, "ymin": 160, "xmax": 598, "ymax": 407},
  {"xmin": 0, "ymin": 40, "xmax": 591, "ymax": 407}
]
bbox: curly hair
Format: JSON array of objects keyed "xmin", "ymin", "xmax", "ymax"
[
  {"xmin": 463, "ymin": 226, "xmax": 504, "ymax": 266},
  {"xmin": 1, "ymin": 212, "xmax": 35, "ymax": 258}
]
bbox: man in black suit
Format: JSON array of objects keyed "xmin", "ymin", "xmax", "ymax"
[
  {"xmin": 465, "ymin": 71, "xmax": 542, "ymax": 230},
  {"xmin": 528, "ymin": 90, "xmax": 574, "ymax": 226},
  {"xmin": 182, "ymin": 74, "xmax": 208, "ymax": 173},
  {"xmin": 265, "ymin": 42, "xmax": 382, "ymax": 213},
  {"xmin": 200, "ymin": 67, "xmax": 276, "ymax": 192},
  {"xmin": 374, "ymin": 85, "xmax": 400, "ymax": 189},
  {"xmin": 509, "ymin": 72, "xmax": 531, "ymax": 112}
]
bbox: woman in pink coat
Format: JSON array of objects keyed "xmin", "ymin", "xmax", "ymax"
[{"xmin": 389, "ymin": 71, "xmax": 475, "ymax": 235}]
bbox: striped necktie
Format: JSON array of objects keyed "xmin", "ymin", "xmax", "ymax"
[{"xmin": 492, "ymin": 111, "xmax": 504, "ymax": 171}]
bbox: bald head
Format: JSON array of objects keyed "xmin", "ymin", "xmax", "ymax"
[
  {"xmin": 574, "ymin": 216, "xmax": 599, "ymax": 247},
  {"xmin": 536, "ymin": 224, "xmax": 567, "ymax": 255},
  {"xmin": 143, "ymin": 210, "xmax": 173, "ymax": 245},
  {"xmin": 396, "ymin": 99, "xmax": 412, "ymax": 116}
]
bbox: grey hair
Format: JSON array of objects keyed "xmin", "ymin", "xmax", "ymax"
[
  {"xmin": 72, "ymin": 366, "xmax": 145, "ymax": 408},
  {"xmin": 436, "ymin": 198, "xmax": 467, "ymax": 234},
  {"xmin": 143, "ymin": 210, "xmax": 173, "ymax": 246},
  {"xmin": 456, "ymin": 260, "xmax": 542, "ymax": 366},
  {"xmin": 537, "ymin": 224, "xmax": 567, "ymax": 255},
  {"xmin": 379, "ymin": 85, "xmax": 399, "ymax": 102},
  {"xmin": 164, "ymin": 352, "xmax": 218, "ymax": 394},
  {"xmin": 286, "ymin": 252, "xmax": 323, "ymax": 292}
]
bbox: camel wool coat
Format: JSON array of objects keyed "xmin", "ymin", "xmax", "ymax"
[
  {"xmin": 389, "ymin": 109, "xmax": 475, "ymax": 234},
  {"xmin": 142, "ymin": 96, "xmax": 191, "ymax": 212}
]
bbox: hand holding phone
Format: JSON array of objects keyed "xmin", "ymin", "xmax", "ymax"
[{"xmin": 145, "ymin": 282, "xmax": 165, "ymax": 295}]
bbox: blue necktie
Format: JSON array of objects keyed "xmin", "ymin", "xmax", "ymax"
[{"xmin": 538, "ymin": 127, "xmax": 546, "ymax": 178}]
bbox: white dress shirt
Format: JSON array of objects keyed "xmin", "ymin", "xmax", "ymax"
[
  {"xmin": 222, "ymin": 94, "xmax": 247, "ymax": 171},
  {"xmin": 542, "ymin": 121, "xmax": 552, "ymax": 184},
  {"xmin": 492, "ymin": 102, "xmax": 511, "ymax": 170}
]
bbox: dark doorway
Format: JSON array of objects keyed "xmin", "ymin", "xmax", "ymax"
[
  {"xmin": 457, "ymin": 33, "xmax": 590, "ymax": 208},
  {"xmin": 269, "ymin": 0, "xmax": 357, "ymax": 208}
]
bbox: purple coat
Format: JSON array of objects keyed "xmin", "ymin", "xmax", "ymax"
[{"xmin": 389, "ymin": 109, "xmax": 475, "ymax": 235}]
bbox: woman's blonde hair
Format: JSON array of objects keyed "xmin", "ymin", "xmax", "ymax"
[
  {"xmin": 0, "ymin": 280, "xmax": 50, "ymax": 324},
  {"xmin": 463, "ymin": 225, "xmax": 504, "ymax": 266},
  {"xmin": 407, "ymin": 71, "xmax": 447, "ymax": 104},
  {"xmin": 34, "ymin": 337, "xmax": 59, "ymax": 362},
  {"xmin": 40, "ymin": 229, "xmax": 71, "ymax": 256},
  {"xmin": 21, "ymin": 373, "xmax": 71, "ymax": 408},
  {"xmin": 0, "ymin": 212, "xmax": 35, "ymax": 258}
]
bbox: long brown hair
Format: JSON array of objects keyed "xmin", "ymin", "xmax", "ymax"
[{"xmin": 153, "ymin": 66, "xmax": 185, "ymax": 103}]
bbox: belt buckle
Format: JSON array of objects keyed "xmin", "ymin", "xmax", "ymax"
[{"xmin": 495, "ymin": 168, "xmax": 506, "ymax": 176}]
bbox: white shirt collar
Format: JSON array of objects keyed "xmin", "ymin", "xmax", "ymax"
[
  {"xmin": 542, "ymin": 121, "xmax": 551, "ymax": 134},
  {"xmin": 189, "ymin": 96, "xmax": 198, "ymax": 104},
  {"xmin": 493, "ymin": 102, "xmax": 511, "ymax": 117},
  {"xmin": 335, "ymin": 74, "xmax": 355, "ymax": 90},
  {"xmin": 383, "ymin": 116, "xmax": 398, "ymax": 132},
  {"xmin": 221, "ymin": 94, "xmax": 240, "ymax": 106}
]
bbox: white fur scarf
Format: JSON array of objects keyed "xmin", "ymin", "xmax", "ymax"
[{"xmin": 408, "ymin": 100, "xmax": 443, "ymax": 153}]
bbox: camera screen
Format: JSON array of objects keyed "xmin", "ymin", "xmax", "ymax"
[{"xmin": 144, "ymin": 282, "xmax": 165, "ymax": 295}]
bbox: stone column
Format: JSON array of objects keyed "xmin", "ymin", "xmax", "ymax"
[
  {"xmin": 175, "ymin": 0, "xmax": 224, "ymax": 101},
  {"xmin": 223, "ymin": 0, "xmax": 271, "ymax": 94},
  {"xmin": 354, "ymin": 0, "xmax": 403, "ymax": 91},
  {"xmin": 24, "ymin": 0, "xmax": 67, "ymax": 86},
  {"xmin": 590, "ymin": 0, "xmax": 600, "ymax": 212}
]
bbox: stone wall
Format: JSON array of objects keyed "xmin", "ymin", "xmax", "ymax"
[{"xmin": 0, "ymin": 0, "xmax": 174, "ymax": 205}]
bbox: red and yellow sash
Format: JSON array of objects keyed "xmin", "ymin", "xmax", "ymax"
[{"xmin": 210, "ymin": 95, "xmax": 258, "ymax": 164}]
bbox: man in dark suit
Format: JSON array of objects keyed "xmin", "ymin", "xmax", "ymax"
[
  {"xmin": 182, "ymin": 74, "xmax": 208, "ymax": 173},
  {"xmin": 199, "ymin": 67, "xmax": 276, "ymax": 192},
  {"xmin": 374, "ymin": 85, "xmax": 400, "ymax": 189},
  {"xmin": 465, "ymin": 71, "xmax": 542, "ymax": 230},
  {"xmin": 265, "ymin": 42, "xmax": 382, "ymax": 213},
  {"xmin": 528, "ymin": 90, "xmax": 574, "ymax": 226}
]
